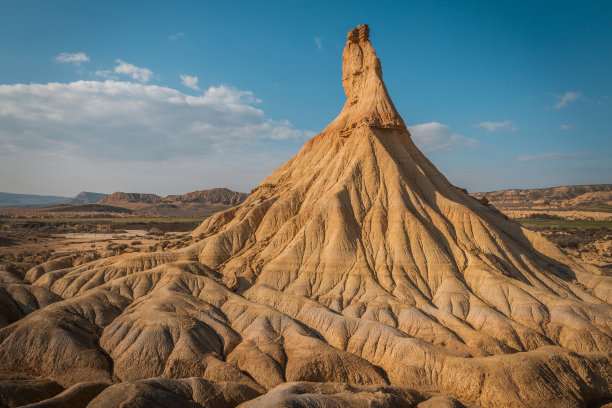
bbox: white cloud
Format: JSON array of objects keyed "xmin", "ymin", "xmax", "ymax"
[
  {"xmin": 113, "ymin": 59, "xmax": 154, "ymax": 83},
  {"xmin": 517, "ymin": 152, "xmax": 589, "ymax": 162},
  {"xmin": 180, "ymin": 74, "xmax": 199, "ymax": 90},
  {"xmin": 551, "ymin": 91, "xmax": 582, "ymax": 109},
  {"xmin": 559, "ymin": 124, "xmax": 573, "ymax": 130},
  {"xmin": 0, "ymin": 80, "xmax": 315, "ymax": 194},
  {"xmin": 94, "ymin": 70, "xmax": 116, "ymax": 80},
  {"xmin": 0, "ymin": 81, "xmax": 312, "ymax": 165},
  {"xmin": 169, "ymin": 32, "xmax": 184, "ymax": 40},
  {"xmin": 408, "ymin": 122, "xmax": 479, "ymax": 153},
  {"xmin": 475, "ymin": 120, "xmax": 516, "ymax": 132},
  {"xmin": 314, "ymin": 37, "xmax": 323, "ymax": 50},
  {"xmin": 55, "ymin": 52, "xmax": 90, "ymax": 65}
]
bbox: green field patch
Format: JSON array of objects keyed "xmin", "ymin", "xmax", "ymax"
[{"xmin": 518, "ymin": 219, "xmax": 612, "ymax": 229}]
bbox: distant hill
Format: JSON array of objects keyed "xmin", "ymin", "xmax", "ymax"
[
  {"xmin": 167, "ymin": 188, "xmax": 247, "ymax": 205},
  {"xmin": 0, "ymin": 188, "xmax": 248, "ymax": 218},
  {"xmin": 64, "ymin": 191, "xmax": 108, "ymax": 205},
  {"xmin": 0, "ymin": 192, "xmax": 71, "ymax": 208},
  {"xmin": 98, "ymin": 188, "xmax": 247, "ymax": 206},
  {"xmin": 98, "ymin": 192, "xmax": 164, "ymax": 205},
  {"xmin": 94, "ymin": 188, "xmax": 248, "ymax": 217},
  {"xmin": 472, "ymin": 184, "xmax": 612, "ymax": 210}
]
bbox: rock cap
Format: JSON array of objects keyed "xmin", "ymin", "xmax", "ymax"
[{"xmin": 347, "ymin": 24, "xmax": 369, "ymax": 44}]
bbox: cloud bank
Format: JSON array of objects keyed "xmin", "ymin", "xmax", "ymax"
[
  {"xmin": 475, "ymin": 121, "xmax": 516, "ymax": 132},
  {"xmin": 0, "ymin": 81, "xmax": 311, "ymax": 163},
  {"xmin": 55, "ymin": 52, "xmax": 90, "ymax": 65},
  {"xmin": 408, "ymin": 122, "xmax": 479, "ymax": 153},
  {"xmin": 517, "ymin": 152, "xmax": 589, "ymax": 162}
]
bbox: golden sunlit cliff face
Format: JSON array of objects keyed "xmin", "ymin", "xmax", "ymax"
[{"xmin": 0, "ymin": 25, "xmax": 611, "ymax": 408}]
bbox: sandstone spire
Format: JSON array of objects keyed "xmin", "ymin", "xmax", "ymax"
[{"xmin": 331, "ymin": 24, "xmax": 406, "ymax": 136}]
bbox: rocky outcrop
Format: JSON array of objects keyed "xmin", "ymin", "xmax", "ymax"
[
  {"xmin": 168, "ymin": 188, "xmax": 248, "ymax": 206},
  {"xmin": 472, "ymin": 184, "xmax": 612, "ymax": 209},
  {"xmin": 64, "ymin": 192, "xmax": 108, "ymax": 205},
  {"xmin": 98, "ymin": 192, "xmax": 164, "ymax": 204}
]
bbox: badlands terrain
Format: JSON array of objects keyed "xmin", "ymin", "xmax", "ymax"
[
  {"xmin": 0, "ymin": 25, "xmax": 611, "ymax": 408},
  {"xmin": 473, "ymin": 185, "xmax": 612, "ymax": 274},
  {"xmin": 473, "ymin": 184, "xmax": 612, "ymax": 221}
]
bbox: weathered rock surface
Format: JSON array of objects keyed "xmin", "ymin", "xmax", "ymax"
[
  {"xmin": 0, "ymin": 375, "xmax": 64, "ymax": 407},
  {"xmin": 20, "ymin": 382, "xmax": 110, "ymax": 408},
  {"xmin": 0, "ymin": 24, "xmax": 610, "ymax": 407},
  {"xmin": 86, "ymin": 378, "xmax": 260, "ymax": 408},
  {"xmin": 237, "ymin": 382, "xmax": 430, "ymax": 408}
]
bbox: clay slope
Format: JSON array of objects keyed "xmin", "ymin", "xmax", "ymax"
[{"xmin": 0, "ymin": 24, "xmax": 611, "ymax": 408}]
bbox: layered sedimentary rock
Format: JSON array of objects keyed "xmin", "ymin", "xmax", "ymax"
[{"xmin": 0, "ymin": 24, "xmax": 610, "ymax": 408}]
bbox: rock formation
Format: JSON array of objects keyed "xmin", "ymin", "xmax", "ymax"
[
  {"xmin": 0, "ymin": 24, "xmax": 610, "ymax": 408},
  {"xmin": 472, "ymin": 184, "xmax": 612, "ymax": 210},
  {"xmin": 64, "ymin": 192, "xmax": 109, "ymax": 205}
]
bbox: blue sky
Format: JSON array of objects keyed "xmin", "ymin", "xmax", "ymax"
[{"xmin": 0, "ymin": 0, "xmax": 610, "ymax": 196}]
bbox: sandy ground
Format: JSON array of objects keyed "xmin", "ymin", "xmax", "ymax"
[{"xmin": 0, "ymin": 221, "xmax": 194, "ymax": 277}]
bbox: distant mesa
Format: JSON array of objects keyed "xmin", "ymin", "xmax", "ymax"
[
  {"xmin": 94, "ymin": 188, "xmax": 248, "ymax": 216},
  {"xmin": 98, "ymin": 192, "xmax": 164, "ymax": 205},
  {"xmin": 99, "ymin": 188, "xmax": 248, "ymax": 206},
  {"xmin": 64, "ymin": 191, "xmax": 109, "ymax": 205},
  {"xmin": 167, "ymin": 188, "xmax": 248, "ymax": 206},
  {"xmin": 472, "ymin": 184, "xmax": 612, "ymax": 210}
]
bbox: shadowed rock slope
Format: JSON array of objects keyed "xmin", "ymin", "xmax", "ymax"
[{"xmin": 0, "ymin": 24, "xmax": 611, "ymax": 408}]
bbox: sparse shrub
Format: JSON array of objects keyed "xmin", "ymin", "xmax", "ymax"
[
  {"xmin": 146, "ymin": 228, "xmax": 163, "ymax": 236},
  {"xmin": 527, "ymin": 213, "xmax": 563, "ymax": 220}
]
